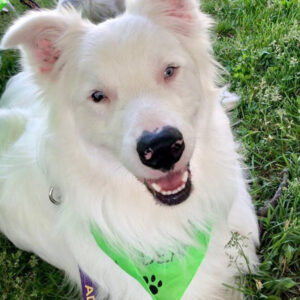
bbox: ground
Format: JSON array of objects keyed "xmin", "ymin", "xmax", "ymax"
[{"xmin": 0, "ymin": 0, "xmax": 299, "ymax": 299}]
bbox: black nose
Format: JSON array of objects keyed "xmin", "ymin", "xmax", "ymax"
[{"xmin": 136, "ymin": 126, "xmax": 185, "ymax": 171}]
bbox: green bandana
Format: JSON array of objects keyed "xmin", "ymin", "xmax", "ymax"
[
  {"xmin": 0, "ymin": 0, "xmax": 8, "ymax": 10},
  {"xmin": 91, "ymin": 223, "xmax": 211, "ymax": 300}
]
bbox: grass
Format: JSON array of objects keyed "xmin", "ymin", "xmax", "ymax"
[
  {"xmin": 0, "ymin": 0, "xmax": 299, "ymax": 299},
  {"xmin": 201, "ymin": 0, "xmax": 299, "ymax": 299}
]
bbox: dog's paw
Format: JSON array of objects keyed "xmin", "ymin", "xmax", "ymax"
[
  {"xmin": 220, "ymin": 88, "xmax": 240, "ymax": 111},
  {"xmin": 143, "ymin": 275, "xmax": 163, "ymax": 295}
]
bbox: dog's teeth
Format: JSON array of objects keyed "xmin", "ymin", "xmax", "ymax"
[
  {"xmin": 182, "ymin": 171, "xmax": 189, "ymax": 183},
  {"xmin": 160, "ymin": 184, "xmax": 186, "ymax": 196},
  {"xmin": 158, "ymin": 179, "xmax": 188, "ymax": 196},
  {"xmin": 151, "ymin": 183, "xmax": 162, "ymax": 193}
]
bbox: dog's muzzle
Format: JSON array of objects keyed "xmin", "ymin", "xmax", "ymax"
[{"xmin": 136, "ymin": 126, "xmax": 192, "ymax": 205}]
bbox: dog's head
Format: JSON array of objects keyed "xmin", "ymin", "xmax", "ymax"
[{"xmin": 1, "ymin": 0, "xmax": 218, "ymax": 207}]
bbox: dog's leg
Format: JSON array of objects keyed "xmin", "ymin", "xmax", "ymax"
[
  {"xmin": 58, "ymin": 0, "xmax": 125, "ymax": 23},
  {"xmin": 0, "ymin": 109, "xmax": 27, "ymax": 156}
]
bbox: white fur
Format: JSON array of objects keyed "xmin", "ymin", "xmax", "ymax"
[{"xmin": 0, "ymin": 1, "xmax": 259, "ymax": 299}]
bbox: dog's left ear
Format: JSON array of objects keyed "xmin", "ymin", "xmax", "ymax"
[
  {"xmin": 127, "ymin": 0, "xmax": 219, "ymax": 97},
  {"xmin": 1, "ymin": 8, "xmax": 87, "ymax": 75},
  {"xmin": 126, "ymin": 0, "xmax": 210, "ymax": 36}
]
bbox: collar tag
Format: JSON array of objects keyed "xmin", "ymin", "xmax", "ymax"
[
  {"xmin": 49, "ymin": 186, "xmax": 62, "ymax": 205},
  {"xmin": 79, "ymin": 267, "xmax": 98, "ymax": 300}
]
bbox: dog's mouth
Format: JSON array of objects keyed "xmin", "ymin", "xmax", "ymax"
[{"xmin": 142, "ymin": 166, "xmax": 192, "ymax": 205}]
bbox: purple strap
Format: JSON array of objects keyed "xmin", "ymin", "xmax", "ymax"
[{"xmin": 79, "ymin": 267, "xmax": 98, "ymax": 300}]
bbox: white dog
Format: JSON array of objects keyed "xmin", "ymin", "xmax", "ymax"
[{"xmin": 0, "ymin": 0, "xmax": 259, "ymax": 299}]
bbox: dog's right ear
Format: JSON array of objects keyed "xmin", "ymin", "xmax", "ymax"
[
  {"xmin": 126, "ymin": 0, "xmax": 209, "ymax": 37},
  {"xmin": 1, "ymin": 8, "xmax": 87, "ymax": 75}
]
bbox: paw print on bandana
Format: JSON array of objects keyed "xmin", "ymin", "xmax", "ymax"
[{"xmin": 143, "ymin": 275, "xmax": 163, "ymax": 295}]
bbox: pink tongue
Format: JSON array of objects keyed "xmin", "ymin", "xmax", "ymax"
[{"xmin": 153, "ymin": 170, "xmax": 184, "ymax": 191}]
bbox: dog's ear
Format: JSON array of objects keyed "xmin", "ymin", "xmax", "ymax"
[
  {"xmin": 127, "ymin": 0, "xmax": 219, "ymax": 97},
  {"xmin": 126, "ymin": 0, "xmax": 209, "ymax": 36},
  {"xmin": 1, "ymin": 8, "xmax": 86, "ymax": 74}
]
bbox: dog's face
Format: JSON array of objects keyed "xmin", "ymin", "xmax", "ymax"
[
  {"xmin": 73, "ymin": 17, "xmax": 202, "ymax": 205},
  {"xmin": 2, "ymin": 0, "xmax": 216, "ymax": 207}
]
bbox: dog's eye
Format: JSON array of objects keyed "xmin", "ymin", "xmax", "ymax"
[
  {"xmin": 91, "ymin": 91, "xmax": 106, "ymax": 103},
  {"xmin": 164, "ymin": 66, "xmax": 178, "ymax": 79}
]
